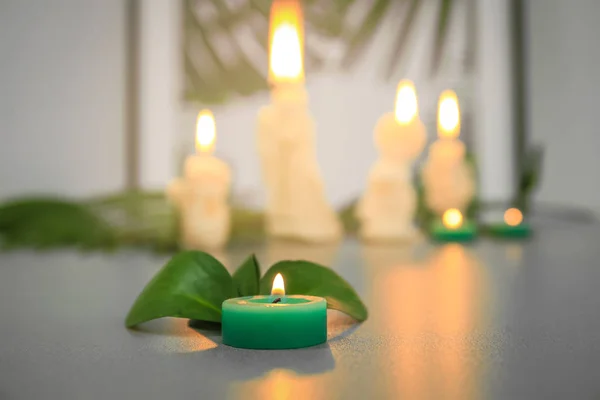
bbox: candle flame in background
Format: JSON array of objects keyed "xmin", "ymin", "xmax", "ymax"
[
  {"xmin": 195, "ymin": 109, "xmax": 216, "ymax": 153},
  {"xmin": 442, "ymin": 208, "xmax": 463, "ymax": 229},
  {"xmin": 394, "ymin": 80, "xmax": 418, "ymax": 124},
  {"xmin": 504, "ymin": 208, "xmax": 523, "ymax": 226},
  {"xmin": 271, "ymin": 273, "xmax": 285, "ymax": 296},
  {"xmin": 268, "ymin": 0, "xmax": 304, "ymax": 83},
  {"xmin": 437, "ymin": 90, "xmax": 461, "ymax": 139}
]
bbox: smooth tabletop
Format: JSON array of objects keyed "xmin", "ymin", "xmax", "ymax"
[{"xmin": 1, "ymin": 218, "xmax": 599, "ymax": 399}]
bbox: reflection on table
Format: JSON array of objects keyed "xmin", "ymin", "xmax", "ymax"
[{"xmin": 363, "ymin": 243, "xmax": 489, "ymax": 400}]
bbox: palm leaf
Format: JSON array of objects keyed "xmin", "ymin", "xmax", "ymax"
[
  {"xmin": 383, "ymin": 0, "xmax": 422, "ymax": 79},
  {"xmin": 184, "ymin": 0, "xmax": 467, "ymax": 103},
  {"xmin": 340, "ymin": 0, "xmax": 393, "ymax": 69},
  {"xmin": 513, "ymin": 146, "xmax": 544, "ymax": 214},
  {"xmin": 430, "ymin": 0, "xmax": 454, "ymax": 75},
  {"xmin": 184, "ymin": 0, "xmax": 267, "ymax": 103}
]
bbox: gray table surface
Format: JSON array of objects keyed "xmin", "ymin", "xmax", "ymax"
[{"xmin": 1, "ymin": 218, "xmax": 600, "ymax": 399}]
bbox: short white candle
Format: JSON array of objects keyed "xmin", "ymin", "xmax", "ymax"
[
  {"xmin": 168, "ymin": 110, "xmax": 231, "ymax": 250},
  {"xmin": 256, "ymin": 0, "xmax": 341, "ymax": 243},
  {"xmin": 356, "ymin": 80, "xmax": 427, "ymax": 241},
  {"xmin": 422, "ymin": 90, "xmax": 475, "ymax": 216}
]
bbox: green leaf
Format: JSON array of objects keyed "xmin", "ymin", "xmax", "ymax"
[
  {"xmin": 384, "ymin": 0, "xmax": 422, "ymax": 79},
  {"xmin": 232, "ymin": 254, "xmax": 261, "ymax": 296},
  {"xmin": 339, "ymin": 199, "xmax": 360, "ymax": 234},
  {"xmin": 0, "ymin": 198, "xmax": 116, "ymax": 249},
  {"xmin": 514, "ymin": 145, "xmax": 544, "ymax": 213},
  {"xmin": 430, "ymin": 0, "xmax": 454, "ymax": 75},
  {"xmin": 341, "ymin": 0, "xmax": 393, "ymax": 69},
  {"xmin": 125, "ymin": 251, "xmax": 235, "ymax": 327},
  {"xmin": 259, "ymin": 260, "xmax": 368, "ymax": 322}
]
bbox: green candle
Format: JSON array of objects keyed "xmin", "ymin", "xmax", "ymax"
[
  {"xmin": 488, "ymin": 222, "xmax": 531, "ymax": 238},
  {"xmin": 222, "ymin": 274, "xmax": 327, "ymax": 349},
  {"xmin": 488, "ymin": 208, "xmax": 531, "ymax": 239},
  {"xmin": 430, "ymin": 208, "xmax": 477, "ymax": 242}
]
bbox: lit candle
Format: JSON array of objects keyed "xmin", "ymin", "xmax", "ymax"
[
  {"xmin": 356, "ymin": 80, "xmax": 427, "ymax": 241},
  {"xmin": 167, "ymin": 110, "xmax": 232, "ymax": 250},
  {"xmin": 430, "ymin": 208, "xmax": 477, "ymax": 242},
  {"xmin": 222, "ymin": 273, "xmax": 327, "ymax": 349},
  {"xmin": 488, "ymin": 207, "xmax": 531, "ymax": 238},
  {"xmin": 256, "ymin": 0, "xmax": 341, "ymax": 243},
  {"xmin": 422, "ymin": 90, "xmax": 476, "ymax": 216}
]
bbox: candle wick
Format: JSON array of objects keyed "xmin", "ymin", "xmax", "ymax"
[{"xmin": 272, "ymin": 297, "xmax": 282, "ymax": 304}]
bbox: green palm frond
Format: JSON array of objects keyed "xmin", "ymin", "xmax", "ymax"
[
  {"xmin": 382, "ymin": 0, "xmax": 422, "ymax": 79},
  {"xmin": 431, "ymin": 0, "xmax": 454, "ymax": 75},
  {"xmin": 339, "ymin": 0, "xmax": 393, "ymax": 69},
  {"xmin": 184, "ymin": 0, "xmax": 464, "ymax": 104}
]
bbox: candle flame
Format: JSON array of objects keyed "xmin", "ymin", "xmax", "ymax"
[
  {"xmin": 442, "ymin": 208, "xmax": 463, "ymax": 230},
  {"xmin": 268, "ymin": 0, "xmax": 304, "ymax": 83},
  {"xmin": 195, "ymin": 109, "xmax": 216, "ymax": 153},
  {"xmin": 504, "ymin": 208, "xmax": 523, "ymax": 226},
  {"xmin": 437, "ymin": 90, "xmax": 460, "ymax": 139},
  {"xmin": 271, "ymin": 273, "xmax": 285, "ymax": 296},
  {"xmin": 394, "ymin": 80, "xmax": 418, "ymax": 125}
]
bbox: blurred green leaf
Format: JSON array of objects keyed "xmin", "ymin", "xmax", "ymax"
[
  {"xmin": 0, "ymin": 198, "xmax": 116, "ymax": 250},
  {"xmin": 430, "ymin": 0, "xmax": 454, "ymax": 75},
  {"xmin": 88, "ymin": 191, "xmax": 179, "ymax": 252},
  {"xmin": 340, "ymin": 0, "xmax": 393, "ymax": 69},
  {"xmin": 339, "ymin": 199, "xmax": 360, "ymax": 234},
  {"xmin": 514, "ymin": 145, "xmax": 543, "ymax": 213},
  {"xmin": 384, "ymin": 0, "xmax": 422, "ymax": 79},
  {"xmin": 183, "ymin": 0, "xmax": 469, "ymax": 102}
]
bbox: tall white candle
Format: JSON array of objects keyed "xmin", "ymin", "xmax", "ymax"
[
  {"xmin": 168, "ymin": 110, "xmax": 231, "ymax": 250},
  {"xmin": 422, "ymin": 90, "xmax": 475, "ymax": 215},
  {"xmin": 256, "ymin": 0, "xmax": 341, "ymax": 243},
  {"xmin": 356, "ymin": 80, "xmax": 427, "ymax": 241},
  {"xmin": 475, "ymin": 0, "xmax": 516, "ymax": 217}
]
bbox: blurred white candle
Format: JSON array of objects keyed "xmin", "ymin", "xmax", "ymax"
[
  {"xmin": 168, "ymin": 110, "xmax": 231, "ymax": 250},
  {"xmin": 256, "ymin": 0, "xmax": 341, "ymax": 242},
  {"xmin": 422, "ymin": 90, "xmax": 475, "ymax": 215},
  {"xmin": 356, "ymin": 80, "xmax": 427, "ymax": 241}
]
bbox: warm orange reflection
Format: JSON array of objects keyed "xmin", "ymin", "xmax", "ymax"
[
  {"xmin": 232, "ymin": 369, "xmax": 330, "ymax": 400},
  {"xmin": 362, "ymin": 244, "xmax": 428, "ymax": 400},
  {"xmin": 365, "ymin": 243, "xmax": 488, "ymax": 400},
  {"xmin": 430, "ymin": 244, "xmax": 486, "ymax": 399}
]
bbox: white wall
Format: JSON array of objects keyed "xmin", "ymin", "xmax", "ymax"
[
  {"xmin": 137, "ymin": 0, "xmax": 179, "ymax": 190},
  {"xmin": 0, "ymin": 0, "xmax": 126, "ymax": 199},
  {"xmin": 527, "ymin": 0, "xmax": 600, "ymax": 214}
]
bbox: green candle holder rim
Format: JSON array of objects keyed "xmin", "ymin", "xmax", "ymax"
[{"xmin": 224, "ymin": 295, "xmax": 325, "ymax": 306}]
